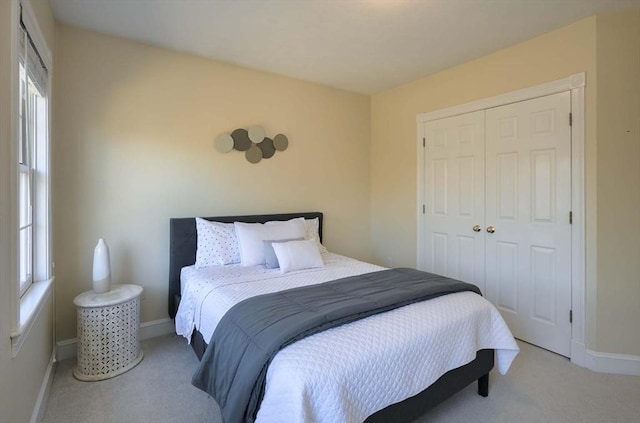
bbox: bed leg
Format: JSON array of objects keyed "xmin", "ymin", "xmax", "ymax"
[{"xmin": 477, "ymin": 373, "xmax": 489, "ymax": 397}]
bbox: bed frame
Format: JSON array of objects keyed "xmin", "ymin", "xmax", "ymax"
[{"xmin": 169, "ymin": 212, "xmax": 494, "ymax": 423}]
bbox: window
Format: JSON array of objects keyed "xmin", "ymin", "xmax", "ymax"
[
  {"xmin": 17, "ymin": 7, "xmax": 51, "ymax": 297},
  {"xmin": 10, "ymin": 1, "xmax": 53, "ymax": 356}
]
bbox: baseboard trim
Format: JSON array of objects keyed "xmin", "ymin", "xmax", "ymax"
[
  {"xmin": 571, "ymin": 340, "xmax": 639, "ymax": 375},
  {"xmin": 570, "ymin": 340, "xmax": 587, "ymax": 368},
  {"xmin": 584, "ymin": 349, "xmax": 640, "ymax": 376},
  {"xmin": 56, "ymin": 338, "xmax": 77, "ymax": 362},
  {"xmin": 31, "ymin": 347, "xmax": 56, "ymax": 423},
  {"xmin": 140, "ymin": 317, "xmax": 175, "ymax": 340},
  {"xmin": 56, "ymin": 317, "xmax": 175, "ymax": 360}
]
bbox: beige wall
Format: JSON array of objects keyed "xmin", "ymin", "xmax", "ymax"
[
  {"xmin": 0, "ymin": 0, "xmax": 56, "ymax": 421},
  {"xmin": 0, "ymin": 299, "xmax": 54, "ymax": 423},
  {"xmin": 594, "ymin": 11, "xmax": 640, "ymax": 355},
  {"xmin": 371, "ymin": 16, "xmax": 597, "ymax": 268},
  {"xmin": 53, "ymin": 25, "xmax": 372, "ymax": 341},
  {"xmin": 371, "ymin": 12, "xmax": 640, "ymax": 356},
  {"xmin": 49, "ymin": 8, "xmax": 640, "ymax": 357}
]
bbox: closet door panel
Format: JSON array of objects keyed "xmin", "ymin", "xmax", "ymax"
[
  {"xmin": 423, "ymin": 111, "xmax": 485, "ymax": 292},
  {"xmin": 485, "ymin": 91, "xmax": 572, "ymax": 357}
]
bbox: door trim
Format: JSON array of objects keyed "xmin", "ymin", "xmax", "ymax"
[{"xmin": 416, "ymin": 72, "xmax": 586, "ymax": 366}]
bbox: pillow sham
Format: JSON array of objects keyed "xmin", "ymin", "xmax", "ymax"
[
  {"xmin": 263, "ymin": 237, "xmax": 304, "ymax": 269},
  {"xmin": 195, "ymin": 218, "xmax": 240, "ymax": 268},
  {"xmin": 272, "ymin": 239, "xmax": 325, "ymax": 274},
  {"xmin": 304, "ymin": 217, "xmax": 328, "ymax": 253},
  {"xmin": 234, "ymin": 218, "xmax": 307, "ymax": 266}
]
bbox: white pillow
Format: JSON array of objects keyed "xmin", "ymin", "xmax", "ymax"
[
  {"xmin": 272, "ymin": 239, "xmax": 325, "ymax": 274},
  {"xmin": 304, "ymin": 217, "xmax": 328, "ymax": 253},
  {"xmin": 195, "ymin": 218, "xmax": 240, "ymax": 268},
  {"xmin": 234, "ymin": 218, "xmax": 306, "ymax": 266},
  {"xmin": 264, "ymin": 237, "xmax": 304, "ymax": 269}
]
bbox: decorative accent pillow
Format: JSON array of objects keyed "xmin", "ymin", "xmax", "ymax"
[
  {"xmin": 234, "ymin": 218, "xmax": 307, "ymax": 267},
  {"xmin": 304, "ymin": 217, "xmax": 328, "ymax": 253},
  {"xmin": 195, "ymin": 218, "xmax": 240, "ymax": 268},
  {"xmin": 272, "ymin": 239, "xmax": 325, "ymax": 274},
  {"xmin": 263, "ymin": 237, "xmax": 304, "ymax": 269}
]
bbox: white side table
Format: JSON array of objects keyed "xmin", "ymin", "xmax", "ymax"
[{"xmin": 73, "ymin": 284, "xmax": 144, "ymax": 381}]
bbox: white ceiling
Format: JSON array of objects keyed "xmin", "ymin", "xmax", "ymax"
[{"xmin": 51, "ymin": 0, "xmax": 639, "ymax": 94}]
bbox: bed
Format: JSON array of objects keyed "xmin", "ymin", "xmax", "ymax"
[{"xmin": 169, "ymin": 212, "xmax": 518, "ymax": 423}]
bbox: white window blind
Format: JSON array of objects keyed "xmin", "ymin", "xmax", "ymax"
[{"xmin": 18, "ymin": 17, "xmax": 48, "ymax": 96}]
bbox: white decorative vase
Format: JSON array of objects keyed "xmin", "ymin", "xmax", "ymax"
[{"xmin": 92, "ymin": 238, "xmax": 111, "ymax": 294}]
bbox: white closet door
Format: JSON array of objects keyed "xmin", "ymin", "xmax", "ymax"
[
  {"xmin": 485, "ymin": 92, "xmax": 572, "ymax": 356},
  {"xmin": 424, "ymin": 110, "xmax": 486, "ymax": 292}
]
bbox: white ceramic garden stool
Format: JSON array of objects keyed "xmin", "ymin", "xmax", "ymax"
[{"xmin": 73, "ymin": 284, "xmax": 144, "ymax": 381}]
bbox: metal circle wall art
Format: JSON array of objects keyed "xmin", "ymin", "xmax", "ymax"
[
  {"xmin": 247, "ymin": 125, "xmax": 266, "ymax": 143},
  {"xmin": 215, "ymin": 126, "xmax": 289, "ymax": 163},
  {"xmin": 273, "ymin": 134, "xmax": 289, "ymax": 151},
  {"xmin": 214, "ymin": 134, "xmax": 234, "ymax": 153},
  {"xmin": 245, "ymin": 145, "xmax": 263, "ymax": 164},
  {"xmin": 258, "ymin": 137, "xmax": 276, "ymax": 159},
  {"xmin": 230, "ymin": 128, "xmax": 252, "ymax": 151}
]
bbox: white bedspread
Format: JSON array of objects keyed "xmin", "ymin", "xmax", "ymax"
[{"xmin": 175, "ymin": 253, "xmax": 519, "ymax": 423}]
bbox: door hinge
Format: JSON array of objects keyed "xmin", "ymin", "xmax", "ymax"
[
  {"xmin": 569, "ymin": 211, "xmax": 573, "ymax": 224},
  {"xmin": 569, "ymin": 309, "xmax": 573, "ymax": 323},
  {"xmin": 569, "ymin": 113, "xmax": 573, "ymax": 126},
  {"xmin": 423, "ymin": 137, "xmax": 426, "ymax": 148},
  {"xmin": 422, "ymin": 204, "xmax": 426, "ymax": 214}
]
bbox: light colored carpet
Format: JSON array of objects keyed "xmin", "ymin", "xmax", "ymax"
[
  {"xmin": 42, "ymin": 335, "xmax": 640, "ymax": 423},
  {"xmin": 42, "ymin": 335, "xmax": 216, "ymax": 423}
]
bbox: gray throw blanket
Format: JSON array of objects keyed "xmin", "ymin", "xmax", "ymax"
[{"xmin": 192, "ymin": 267, "xmax": 481, "ymax": 423}]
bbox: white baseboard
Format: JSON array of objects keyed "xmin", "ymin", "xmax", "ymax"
[
  {"xmin": 570, "ymin": 340, "xmax": 587, "ymax": 368},
  {"xmin": 56, "ymin": 317, "xmax": 175, "ymax": 361},
  {"xmin": 56, "ymin": 337, "xmax": 78, "ymax": 362},
  {"xmin": 584, "ymin": 349, "xmax": 640, "ymax": 376},
  {"xmin": 140, "ymin": 317, "xmax": 175, "ymax": 340},
  {"xmin": 570, "ymin": 340, "xmax": 639, "ymax": 376},
  {"xmin": 31, "ymin": 347, "xmax": 56, "ymax": 423}
]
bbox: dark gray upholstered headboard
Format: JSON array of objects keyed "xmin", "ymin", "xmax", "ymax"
[{"xmin": 168, "ymin": 212, "xmax": 323, "ymax": 318}]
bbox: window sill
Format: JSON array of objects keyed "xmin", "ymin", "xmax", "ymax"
[{"xmin": 10, "ymin": 277, "xmax": 54, "ymax": 357}]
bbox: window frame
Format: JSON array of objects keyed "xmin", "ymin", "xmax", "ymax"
[
  {"xmin": 18, "ymin": 62, "xmax": 34, "ymax": 297},
  {"xmin": 9, "ymin": 0, "xmax": 54, "ymax": 357}
]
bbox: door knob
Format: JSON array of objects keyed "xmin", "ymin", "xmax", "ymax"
[
  {"xmin": 486, "ymin": 225, "xmax": 495, "ymax": 234},
  {"xmin": 473, "ymin": 225, "xmax": 481, "ymax": 232}
]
